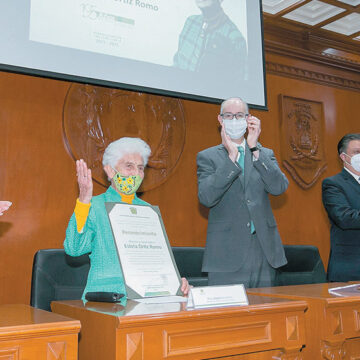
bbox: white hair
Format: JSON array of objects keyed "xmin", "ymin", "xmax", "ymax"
[
  {"xmin": 220, "ymin": 97, "xmax": 249, "ymax": 114},
  {"xmin": 102, "ymin": 137, "xmax": 151, "ymax": 168}
]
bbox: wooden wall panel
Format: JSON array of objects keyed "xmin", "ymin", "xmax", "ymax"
[
  {"xmin": 263, "ymin": 52, "xmax": 360, "ymax": 270},
  {"xmin": 0, "ymin": 73, "xmax": 77, "ymax": 303},
  {"xmin": 0, "ymin": 46, "xmax": 359, "ymax": 304}
]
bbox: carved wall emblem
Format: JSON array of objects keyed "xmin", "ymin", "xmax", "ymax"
[
  {"xmin": 279, "ymin": 95, "xmax": 327, "ymax": 189},
  {"xmin": 63, "ymin": 84, "xmax": 186, "ymax": 192}
]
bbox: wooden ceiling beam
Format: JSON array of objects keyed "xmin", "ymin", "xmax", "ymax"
[
  {"xmin": 312, "ymin": 9, "xmax": 351, "ymax": 28},
  {"xmin": 262, "ymin": 0, "xmax": 360, "ymax": 58},
  {"xmin": 319, "ymin": 0, "xmax": 353, "ymax": 10},
  {"xmin": 264, "ymin": 0, "xmax": 311, "ymax": 18}
]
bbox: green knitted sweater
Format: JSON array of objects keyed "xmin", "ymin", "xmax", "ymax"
[{"xmin": 64, "ymin": 186, "xmax": 148, "ymax": 301}]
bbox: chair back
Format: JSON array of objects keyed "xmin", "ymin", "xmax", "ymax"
[
  {"xmin": 276, "ymin": 245, "xmax": 326, "ymax": 286},
  {"xmin": 172, "ymin": 246, "xmax": 208, "ymax": 286},
  {"xmin": 30, "ymin": 249, "xmax": 90, "ymax": 311}
]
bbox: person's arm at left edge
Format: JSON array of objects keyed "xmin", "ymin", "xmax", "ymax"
[
  {"xmin": 0, "ymin": 201, "xmax": 12, "ymax": 216},
  {"xmin": 247, "ymin": 115, "xmax": 288, "ymax": 196}
]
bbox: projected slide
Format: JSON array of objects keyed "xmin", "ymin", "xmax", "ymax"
[
  {"xmin": 29, "ymin": 0, "xmax": 247, "ymax": 68},
  {"xmin": 0, "ymin": 0, "xmax": 266, "ymax": 107}
]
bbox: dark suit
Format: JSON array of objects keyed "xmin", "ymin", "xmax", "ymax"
[
  {"xmin": 322, "ymin": 169, "xmax": 360, "ymax": 281},
  {"xmin": 197, "ymin": 142, "xmax": 288, "ymax": 285}
]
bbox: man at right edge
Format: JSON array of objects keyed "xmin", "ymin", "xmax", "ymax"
[{"xmin": 322, "ymin": 133, "xmax": 360, "ymax": 282}]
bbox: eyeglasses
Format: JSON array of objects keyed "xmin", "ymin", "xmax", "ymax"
[{"xmin": 220, "ymin": 112, "xmax": 249, "ymax": 120}]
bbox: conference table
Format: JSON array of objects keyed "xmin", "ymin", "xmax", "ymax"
[
  {"xmin": 248, "ymin": 282, "xmax": 360, "ymax": 359},
  {"xmin": 0, "ymin": 304, "xmax": 80, "ymax": 359},
  {"xmin": 52, "ymin": 295, "xmax": 307, "ymax": 360}
]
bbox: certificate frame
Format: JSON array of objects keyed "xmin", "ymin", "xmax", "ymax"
[{"xmin": 105, "ymin": 202, "xmax": 182, "ymax": 299}]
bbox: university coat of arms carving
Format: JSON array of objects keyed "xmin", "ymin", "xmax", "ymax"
[
  {"xmin": 279, "ymin": 95, "xmax": 327, "ymax": 189},
  {"xmin": 63, "ymin": 84, "xmax": 185, "ymax": 192}
]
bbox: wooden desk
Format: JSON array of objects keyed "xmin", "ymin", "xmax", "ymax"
[
  {"xmin": 0, "ymin": 304, "xmax": 80, "ymax": 359},
  {"xmin": 52, "ymin": 295, "xmax": 307, "ymax": 360},
  {"xmin": 248, "ymin": 282, "xmax": 360, "ymax": 360}
]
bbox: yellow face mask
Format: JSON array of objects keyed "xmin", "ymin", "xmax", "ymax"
[{"xmin": 112, "ymin": 172, "xmax": 143, "ymax": 195}]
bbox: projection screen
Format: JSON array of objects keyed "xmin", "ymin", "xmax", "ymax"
[{"xmin": 0, "ymin": 0, "xmax": 267, "ymax": 108}]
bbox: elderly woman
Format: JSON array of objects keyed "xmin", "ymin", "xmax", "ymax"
[{"xmin": 64, "ymin": 137, "xmax": 189, "ymax": 300}]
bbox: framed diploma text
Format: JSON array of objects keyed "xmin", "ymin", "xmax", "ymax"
[{"xmin": 106, "ymin": 203, "xmax": 182, "ymax": 299}]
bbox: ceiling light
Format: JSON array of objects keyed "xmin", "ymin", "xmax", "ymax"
[
  {"xmin": 283, "ymin": 0, "xmax": 346, "ymax": 26},
  {"xmin": 262, "ymin": 0, "xmax": 305, "ymax": 15},
  {"xmin": 336, "ymin": 0, "xmax": 360, "ymax": 5},
  {"xmin": 322, "ymin": 13, "xmax": 360, "ymax": 35}
]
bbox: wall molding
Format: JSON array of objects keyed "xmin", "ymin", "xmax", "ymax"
[
  {"xmin": 266, "ymin": 61, "xmax": 360, "ymax": 92},
  {"xmin": 265, "ymin": 39, "xmax": 360, "ymax": 72},
  {"xmin": 263, "ymin": 21, "xmax": 360, "ymax": 72}
]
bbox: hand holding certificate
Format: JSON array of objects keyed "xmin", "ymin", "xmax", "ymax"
[{"xmin": 106, "ymin": 203, "xmax": 183, "ymax": 299}]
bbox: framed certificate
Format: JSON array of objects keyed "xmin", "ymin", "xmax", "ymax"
[{"xmin": 105, "ymin": 203, "xmax": 182, "ymax": 299}]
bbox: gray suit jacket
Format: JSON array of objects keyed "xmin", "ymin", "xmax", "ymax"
[{"xmin": 197, "ymin": 142, "xmax": 288, "ymax": 272}]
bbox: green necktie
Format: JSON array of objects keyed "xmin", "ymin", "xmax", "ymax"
[
  {"xmin": 237, "ymin": 147, "xmax": 244, "ymax": 174},
  {"xmin": 237, "ymin": 146, "xmax": 255, "ymax": 234}
]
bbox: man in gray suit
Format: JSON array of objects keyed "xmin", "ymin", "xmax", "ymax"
[{"xmin": 197, "ymin": 97, "xmax": 288, "ymax": 287}]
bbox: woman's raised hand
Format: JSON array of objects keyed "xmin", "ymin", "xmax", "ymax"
[{"xmin": 76, "ymin": 159, "xmax": 93, "ymax": 204}]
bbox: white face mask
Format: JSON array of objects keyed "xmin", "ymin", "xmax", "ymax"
[
  {"xmin": 223, "ymin": 118, "xmax": 247, "ymax": 140},
  {"xmin": 342, "ymin": 153, "xmax": 360, "ymax": 172}
]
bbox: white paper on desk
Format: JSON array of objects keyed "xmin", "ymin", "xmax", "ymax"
[
  {"xmin": 328, "ymin": 283, "xmax": 360, "ymax": 297},
  {"xmin": 134, "ymin": 296, "xmax": 187, "ymax": 304}
]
